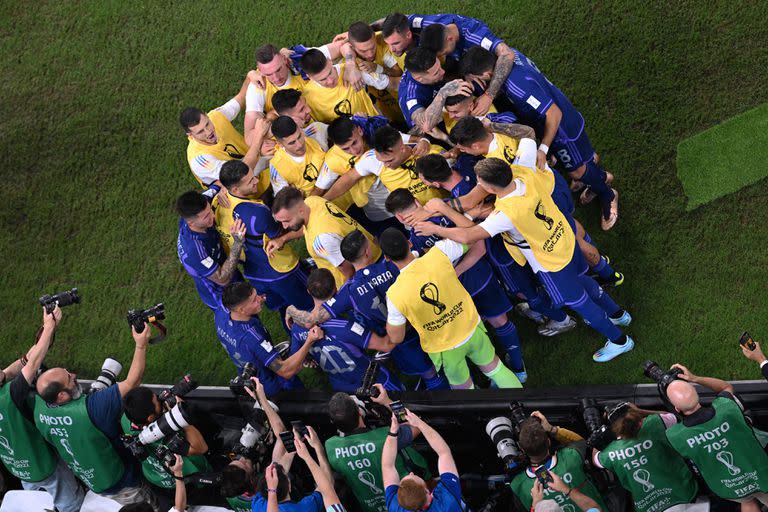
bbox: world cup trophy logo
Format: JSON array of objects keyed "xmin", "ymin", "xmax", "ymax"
[
  {"xmin": 715, "ymin": 451, "xmax": 741, "ymax": 476},
  {"xmin": 420, "ymin": 282, "xmax": 446, "ymax": 315},
  {"xmin": 303, "ymin": 162, "xmax": 319, "ymax": 182},
  {"xmin": 223, "ymin": 143, "xmax": 245, "ymax": 159},
  {"xmin": 325, "ymin": 202, "xmax": 355, "ymax": 225},
  {"xmin": 503, "ymin": 146, "xmax": 516, "ymax": 165},
  {"xmin": 334, "ymin": 99, "xmax": 352, "ymax": 117},
  {"xmin": 534, "ymin": 201, "xmax": 554, "ymax": 230}
]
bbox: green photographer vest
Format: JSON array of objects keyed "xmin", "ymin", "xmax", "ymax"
[
  {"xmin": 666, "ymin": 397, "xmax": 768, "ymax": 500},
  {"xmin": 325, "ymin": 427, "xmax": 429, "ymax": 512},
  {"xmin": 120, "ymin": 414, "xmax": 211, "ymax": 489},
  {"xmin": 598, "ymin": 415, "xmax": 698, "ymax": 512},
  {"xmin": 34, "ymin": 394, "xmax": 125, "ymax": 492},
  {"xmin": 226, "ymin": 494, "xmax": 254, "ymax": 512},
  {"xmin": 0, "ymin": 383, "xmax": 57, "ymax": 482},
  {"xmin": 510, "ymin": 447, "xmax": 607, "ymax": 511}
]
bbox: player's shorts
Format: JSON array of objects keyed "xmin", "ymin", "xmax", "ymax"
[
  {"xmin": 428, "ymin": 323, "xmax": 496, "ymax": 386},
  {"xmin": 390, "ymin": 333, "xmax": 434, "ymax": 375},
  {"xmin": 484, "ymin": 236, "xmax": 540, "ymax": 298},
  {"xmin": 247, "ymin": 267, "xmax": 313, "ymax": 311},
  {"xmin": 551, "ymin": 111, "xmax": 596, "ymax": 172},
  {"xmin": 551, "ymin": 170, "xmax": 575, "ymax": 218},
  {"xmin": 536, "ymin": 246, "xmax": 590, "ymax": 307},
  {"xmin": 459, "ymin": 258, "xmax": 513, "ymax": 319}
]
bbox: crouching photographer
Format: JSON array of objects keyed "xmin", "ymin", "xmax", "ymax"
[
  {"xmin": 589, "ymin": 401, "xmax": 701, "ymax": 512},
  {"xmin": 121, "ymin": 379, "xmax": 214, "ymax": 510},
  {"xmin": 657, "ymin": 363, "xmax": 768, "ymax": 508}
]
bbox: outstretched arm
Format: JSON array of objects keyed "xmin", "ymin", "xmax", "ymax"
[
  {"xmin": 411, "ymin": 80, "xmax": 473, "ymax": 134},
  {"xmin": 286, "ymin": 305, "xmax": 331, "ymax": 329},
  {"xmin": 413, "ymin": 222, "xmax": 490, "ymax": 245},
  {"xmin": 20, "ymin": 307, "xmax": 61, "ymax": 384},
  {"xmin": 208, "ymin": 219, "xmax": 246, "ymax": 285},
  {"xmin": 381, "ymin": 414, "xmax": 401, "ymax": 487},
  {"xmin": 268, "ymin": 327, "xmax": 322, "ymax": 380},
  {"xmin": 672, "ymin": 363, "xmax": 734, "ymax": 395},
  {"xmin": 405, "ymin": 410, "xmax": 457, "ymax": 475}
]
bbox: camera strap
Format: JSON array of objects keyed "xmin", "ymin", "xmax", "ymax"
[{"xmin": 148, "ymin": 321, "xmax": 167, "ymax": 344}]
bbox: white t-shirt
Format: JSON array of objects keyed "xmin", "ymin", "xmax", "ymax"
[
  {"xmin": 386, "ymin": 240, "xmax": 466, "ymax": 325},
  {"xmin": 316, "ymin": 150, "xmax": 392, "ymax": 221},
  {"xmin": 312, "ymin": 232, "xmax": 345, "ymax": 267},
  {"xmin": 189, "ymin": 99, "xmax": 242, "ymax": 185}
]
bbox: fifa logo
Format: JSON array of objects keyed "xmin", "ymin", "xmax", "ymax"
[
  {"xmin": 534, "ymin": 201, "xmax": 554, "ymax": 230},
  {"xmin": 419, "ymin": 282, "xmax": 446, "ymax": 315},
  {"xmin": 303, "ymin": 163, "xmax": 319, "ymax": 182},
  {"xmin": 325, "ymin": 202, "xmax": 355, "ymax": 225},
  {"xmin": 334, "ymin": 99, "xmax": 352, "ymax": 117},
  {"xmin": 223, "ymin": 143, "xmax": 244, "ymax": 159}
]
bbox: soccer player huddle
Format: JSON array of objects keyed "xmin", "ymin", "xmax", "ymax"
[{"xmin": 176, "ymin": 12, "xmax": 633, "ymax": 393}]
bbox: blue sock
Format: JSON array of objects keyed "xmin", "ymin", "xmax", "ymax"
[
  {"xmin": 570, "ymin": 295, "xmax": 623, "ymax": 341},
  {"xmin": 579, "ymin": 274, "xmax": 621, "ymax": 316},
  {"xmin": 494, "ymin": 321, "xmax": 524, "ymax": 370},
  {"xmin": 591, "ymin": 256, "xmax": 617, "ymax": 281},
  {"xmin": 527, "ymin": 292, "xmax": 568, "ymax": 322},
  {"xmin": 423, "ymin": 372, "xmax": 450, "ymax": 390},
  {"xmin": 579, "ymin": 161, "xmax": 615, "ymax": 213}
]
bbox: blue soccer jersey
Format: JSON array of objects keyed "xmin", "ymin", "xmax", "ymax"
[
  {"xmin": 177, "ymin": 218, "xmax": 241, "ymax": 310},
  {"xmin": 485, "ymin": 111, "xmax": 519, "ymax": 125},
  {"xmin": 398, "ymin": 71, "xmax": 441, "ymax": 128},
  {"xmin": 407, "ymin": 14, "xmax": 504, "ymax": 62},
  {"xmin": 232, "ymin": 201, "xmax": 285, "ymax": 282},
  {"xmin": 289, "ymin": 319, "xmax": 401, "ymax": 392},
  {"xmin": 214, "ymin": 307, "xmax": 303, "ymax": 396}
]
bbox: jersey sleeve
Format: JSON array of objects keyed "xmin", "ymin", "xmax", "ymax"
[
  {"xmin": 340, "ymin": 319, "xmax": 372, "ymax": 349},
  {"xmin": 312, "ymin": 232, "xmax": 345, "ymax": 267},
  {"xmin": 515, "ymin": 137, "xmax": 538, "ymax": 169},
  {"xmin": 462, "ymin": 17, "xmax": 504, "ymax": 53},
  {"xmin": 244, "ymin": 326, "xmax": 280, "ymax": 368},
  {"xmin": 180, "ymin": 237, "xmax": 220, "ymax": 278},
  {"xmin": 438, "ymin": 473, "xmax": 462, "ymax": 500},
  {"xmin": 323, "ymin": 284, "xmax": 353, "ymax": 317},
  {"xmin": 398, "ymin": 77, "xmax": 430, "ymax": 128},
  {"xmin": 9, "ymin": 374, "xmax": 34, "ymax": 420},
  {"xmin": 382, "ymin": 52, "xmax": 398, "ymax": 69},
  {"xmin": 317, "ymin": 163, "xmax": 340, "ymax": 189},
  {"xmin": 512, "ymin": 73, "xmax": 556, "ymax": 118},
  {"xmin": 245, "ymin": 83, "xmax": 267, "ymax": 114},
  {"xmin": 234, "ymin": 202, "xmax": 282, "ymax": 239},
  {"xmin": 85, "ymin": 385, "xmax": 123, "ymax": 439},
  {"xmin": 214, "ymin": 98, "xmax": 242, "ymax": 122},
  {"xmin": 386, "ymin": 296, "xmax": 407, "ymax": 326},
  {"xmin": 486, "ymin": 111, "xmax": 520, "ymax": 125},
  {"xmin": 269, "ymin": 163, "xmax": 291, "ymax": 194},
  {"xmin": 434, "ymin": 239, "xmax": 468, "ymax": 264},
  {"xmin": 189, "ymin": 154, "xmax": 226, "ymax": 186},
  {"xmin": 355, "ymin": 151, "xmax": 384, "ymax": 177},
  {"xmin": 479, "ymin": 210, "xmax": 515, "ymax": 237}
]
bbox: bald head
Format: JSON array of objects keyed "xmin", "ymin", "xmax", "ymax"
[
  {"xmin": 37, "ymin": 368, "xmax": 79, "ymax": 404},
  {"xmin": 666, "ymin": 379, "xmax": 700, "ymax": 415}
]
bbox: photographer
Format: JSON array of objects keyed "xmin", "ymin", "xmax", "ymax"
[
  {"xmin": 383, "ymin": 410, "xmax": 463, "ymax": 512},
  {"xmin": 592, "ymin": 403, "xmax": 699, "ymax": 512},
  {"xmin": 741, "ymin": 341, "xmax": 768, "ymax": 381},
  {"xmin": 664, "ymin": 364, "xmax": 768, "ymax": 506},
  {"xmin": 34, "ymin": 322, "xmax": 155, "ymax": 507},
  {"xmin": 510, "ymin": 412, "xmax": 606, "ymax": 512},
  {"xmin": 120, "ymin": 455, "xmax": 188, "ymax": 512},
  {"xmin": 531, "ymin": 473, "xmax": 602, "ymax": 512},
  {"xmin": 122, "ymin": 386, "xmax": 213, "ymax": 508},
  {"xmin": 0, "ymin": 306, "xmax": 84, "ymax": 512},
  {"xmin": 325, "ymin": 384, "xmax": 429, "ymax": 512}
]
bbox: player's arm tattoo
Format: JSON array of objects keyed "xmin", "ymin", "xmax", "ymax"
[
  {"xmin": 286, "ymin": 305, "xmax": 330, "ymax": 328},
  {"xmin": 487, "ymin": 45, "xmax": 515, "ymax": 98},
  {"xmin": 210, "ymin": 235, "xmax": 244, "ymax": 285},
  {"xmin": 487, "ymin": 121, "xmax": 535, "ymax": 140},
  {"xmin": 411, "ymin": 81, "xmax": 462, "ymax": 133},
  {"xmin": 268, "ymin": 358, "xmax": 283, "ymax": 373}
]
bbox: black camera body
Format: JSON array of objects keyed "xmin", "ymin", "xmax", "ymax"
[
  {"xmin": 229, "ymin": 363, "xmax": 258, "ymax": 397},
  {"xmin": 159, "ymin": 374, "xmax": 198, "ymax": 408},
  {"xmin": 122, "ymin": 434, "xmax": 150, "ymax": 461},
  {"xmin": 580, "ymin": 398, "xmax": 616, "ymax": 450},
  {"xmin": 355, "ymin": 361, "xmax": 381, "ymax": 400},
  {"xmin": 127, "ymin": 303, "xmax": 165, "ymax": 333},
  {"xmin": 643, "ymin": 361, "xmax": 683, "ymax": 392},
  {"xmin": 39, "ymin": 288, "xmax": 80, "ymax": 314}
]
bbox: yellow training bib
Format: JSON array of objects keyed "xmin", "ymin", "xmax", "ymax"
[
  {"xmin": 302, "ymin": 62, "xmax": 380, "ymax": 123},
  {"xmin": 379, "ymin": 146, "xmax": 448, "ymax": 205}
]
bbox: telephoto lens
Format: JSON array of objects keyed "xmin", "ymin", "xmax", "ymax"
[
  {"xmin": 509, "ymin": 401, "xmax": 527, "ymax": 427},
  {"xmin": 485, "ymin": 416, "xmax": 521, "ymax": 470},
  {"xmin": 39, "ymin": 288, "xmax": 81, "ymax": 313},
  {"xmin": 159, "ymin": 374, "xmax": 198, "ymax": 408},
  {"xmin": 89, "ymin": 358, "xmax": 123, "ymax": 393},
  {"xmin": 138, "ymin": 403, "xmax": 191, "ymax": 445},
  {"xmin": 642, "ymin": 360, "xmax": 683, "ymax": 391}
]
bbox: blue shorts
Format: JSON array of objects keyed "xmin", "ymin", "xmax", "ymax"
[
  {"xmin": 484, "ymin": 236, "xmax": 540, "ymax": 299},
  {"xmin": 248, "ymin": 267, "xmax": 313, "ymax": 311},
  {"xmin": 391, "ymin": 334, "xmax": 433, "ymax": 375},
  {"xmin": 536, "ymin": 246, "xmax": 590, "ymax": 307},
  {"xmin": 460, "ymin": 262, "xmax": 513, "ymax": 319},
  {"xmin": 551, "ymin": 170, "xmax": 575, "ymax": 217},
  {"xmin": 551, "ymin": 112, "xmax": 595, "ymax": 172}
]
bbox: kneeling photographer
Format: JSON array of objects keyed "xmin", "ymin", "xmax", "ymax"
[
  {"xmin": 122, "ymin": 381, "xmax": 214, "ymax": 509},
  {"xmin": 325, "ymin": 383, "xmax": 429, "ymax": 512},
  {"xmin": 591, "ymin": 402, "xmax": 700, "ymax": 512},
  {"xmin": 659, "ymin": 363, "xmax": 768, "ymax": 507},
  {"xmin": 509, "ymin": 411, "xmax": 607, "ymax": 512}
]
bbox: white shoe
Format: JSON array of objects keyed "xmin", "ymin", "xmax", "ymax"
[
  {"xmin": 537, "ymin": 315, "xmax": 577, "ymax": 336},
  {"xmin": 514, "ymin": 302, "xmax": 546, "ymax": 325}
]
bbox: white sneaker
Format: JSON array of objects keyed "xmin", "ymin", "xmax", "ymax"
[
  {"xmin": 514, "ymin": 302, "xmax": 546, "ymax": 325},
  {"xmin": 593, "ymin": 336, "xmax": 635, "ymax": 362},
  {"xmin": 537, "ymin": 315, "xmax": 577, "ymax": 336}
]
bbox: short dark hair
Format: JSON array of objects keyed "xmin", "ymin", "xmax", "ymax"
[
  {"xmin": 419, "ymin": 24, "xmax": 446, "ymax": 54},
  {"xmin": 518, "ymin": 418, "xmax": 550, "ymax": 460},
  {"xmin": 307, "ymin": 269, "xmax": 336, "ymax": 300},
  {"xmin": 256, "ymin": 463, "xmax": 290, "ymax": 500},
  {"xmin": 449, "ymin": 116, "xmax": 487, "ymax": 146},
  {"xmin": 271, "ymin": 116, "xmax": 299, "ymax": 140},
  {"xmin": 123, "ymin": 387, "xmax": 157, "ymax": 425},
  {"xmin": 372, "ymin": 125, "xmax": 401, "ymax": 153},
  {"xmin": 175, "ymin": 191, "xmax": 208, "ymax": 219},
  {"xmin": 220, "ymin": 160, "xmax": 250, "ymax": 189},
  {"xmin": 384, "ymin": 188, "xmax": 417, "ymax": 215},
  {"xmin": 475, "ymin": 158, "xmax": 513, "ymax": 188},
  {"xmin": 271, "ymin": 88, "xmax": 302, "ymax": 114},
  {"xmin": 327, "ymin": 116, "xmax": 356, "ymax": 146},
  {"xmin": 348, "ymin": 21, "xmax": 375, "ymax": 43},
  {"xmin": 459, "ymin": 46, "xmax": 496, "ymax": 77},
  {"xmin": 416, "ymin": 154, "xmax": 452, "ymax": 183},
  {"xmin": 379, "ymin": 227, "xmax": 410, "ymax": 261},
  {"xmin": 118, "ymin": 504, "xmax": 155, "ymax": 512},
  {"xmin": 255, "ymin": 44, "xmax": 280, "ymax": 65},
  {"xmin": 39, "ymin": 380, "xmax": 67, "ymax": 404},
  {"xmin": 271, "ymin": 186, "xmax": 304, "ymax": 214},
  {"xmin": 340, "ymin": 230, "xmax": 368, "ymax": 262},
  {"xmin": 300, "ymin": 48, "xmax": 328, "ymax": 75},
  {"xmin": 222, "ymin": 281, "xmax": 253, "ymax": 310},
  {"xmin": 404, "ymin": 47, "xmax": 437, "ymax": 73},
  {"xmin": 328, "ymin": 392, "xmax": 360, "ymax": 433},
  {"xmin": 381, "ymin": 12, "xmax": 409, "ymax": 37},
  {"xmin": 444, "ymin": 94, "xmax": 471, "ymax": 107},
  {"xmin": 221, "ymin": 464, "xmax": 252, "ymax": 497},
  {"xmin": 179, "ymin": 107, "xmax": 204, "ymax": 132}
]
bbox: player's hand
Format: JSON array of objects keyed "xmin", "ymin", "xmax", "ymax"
[
  {"xmin": 131, "ymin": 323, "xmax": 151, "ymax": 348},
  {"xmin": 248, "ymin": 69, "xmax": 266, "ymax": 90},
  {"xmin": 425, "ymin": 198, "xmax": 449, "ymax": 214},
  {"xmin": 440, "ymin": 147, "xmax": 461, "ymax": 160},
  {"xmin": 266, "ymin": 238, "xmax": 285, "ymax": 258},
  {"xmin": 307, "ymin": 326, "xmax": 324, "ymax": 343},
  {"xmin": 305, "ymin": 425, "xmax": 323, "ymax": 452},
  {"xmin": 742, "ymin": 341, "xmax": 766, "ymax": 363},
  {"xmin": 536, "ymin": 150, "xmax": 548, "ymax": 170},
  {"xmin": 43, "ymin": 305, "xmax": 62, "ymax": 331},
  {"xmin": 439, "ymin": 79, "xmax": 473, "ymax": 98},
  {"xmin": 217, "ymin": 187, "xmax": 231, "ymax": 209},
  {"xmin": 547, "ymin": 472, "xmax": 569, "ymax": 493},
  {"xmin": 671, "ymin": 363, "xmax": 696, "ymax": 382},
  {"xmin": 530, "ymin": 411, "xmax": 555, "ymax": 434},
  {"xmin": 401, "ymin": 208, "xmax": 432, "ymax": 227},
  {"xmin": 333, "ymin": 31, "xmax": 349, "ymax": 44},
  {"xmin": 531, "ymin": 479, "xmax": 544, "ymax": 505},
  {"xmin": 370, "ymin": 383, "xmax": 391, "ymax": 405},
  {"xmin": 471, "ymin": 93, "xmax": 493, "ymax": 116},
  {"xmin": 412, "ymin": 138, "xmax": 431, "ymax": 157},
  {"xmin": 261, "ymin": 138, "xmax": 277, "ymax": 156},
  {"xmin": 230, "ymin": 218, "xmax": 246, "ymax": 244},
  {"xmin": 413, "ymin": 221, "xmax": 439, "ymax": 236},
  {"xmin": 254, "ymin": 117, "xmax": 272, "ymax": 138},
  {"xmin": 465, "ymin": 74, "xmax": 487, "ymax": 92},
  {"xmin": 265, "ymin": 462, "xmax": 279, "ymax": 488},
  {"xmin": 358, "ymin": 60, "xmax": 376, "ymax": 74},
  {"xmin": 265, "ymin": 109, "xmax": 280, "ymax": 123},
  {"xmin": 279, "ymin": 47, "xmax": 295, "ymax": 62},
  {"xmin": 343, "ymin": 62, "xmax": 365, "ymax": 92}
]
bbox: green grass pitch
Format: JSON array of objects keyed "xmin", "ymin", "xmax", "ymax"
[{"xmin": 2, "ymin": 1, "xmax": 768, "ymax": 389}]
